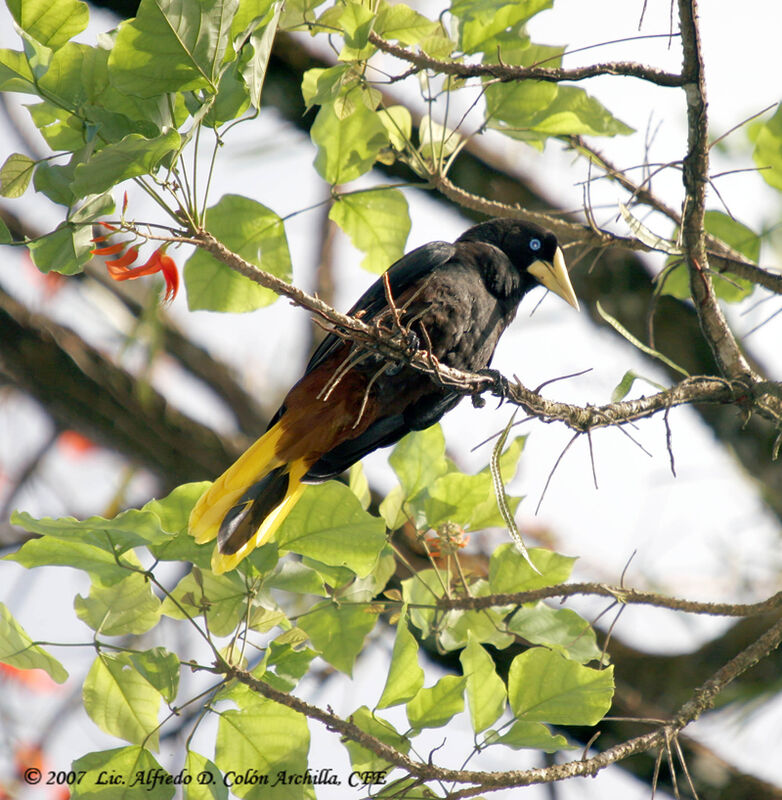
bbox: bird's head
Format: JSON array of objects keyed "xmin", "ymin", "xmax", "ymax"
[{"xmin": 458, "ymin": 218, "xmax": 579, "ymax": 310}]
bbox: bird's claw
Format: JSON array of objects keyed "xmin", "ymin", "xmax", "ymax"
[
  {"xmin": 477, "ymin": 368, "xmax": 511, "ymax": 398},
  {"xmin": 385, "ymin": 329, "xmax": 420, "ymax": 375}
]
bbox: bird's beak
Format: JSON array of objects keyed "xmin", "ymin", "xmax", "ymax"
[{"xmin": 527, "ymin": 247, "xmax": 579, "ymax": 311}]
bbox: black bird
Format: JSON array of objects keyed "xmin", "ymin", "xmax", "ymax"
[{"xmin": 190, "ymin": 218, "xmax": 579, "ymax": 572}]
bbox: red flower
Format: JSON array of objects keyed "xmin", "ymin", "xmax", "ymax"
[
  {"xmin": 0, "ymin": 663, "xmax": 60, "ymax": 692},
  {"xmin": 57, "ymin": 430, "xmax": 97, "ymax": 458},
  {"xmin": 106, "ymin": 246, "xmax": 179, "ymax": 302}
]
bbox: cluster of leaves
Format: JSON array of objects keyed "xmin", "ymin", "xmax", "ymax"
[{"xmin": 3, "ymin": 425, "xmax": 612, "ymax": 797}]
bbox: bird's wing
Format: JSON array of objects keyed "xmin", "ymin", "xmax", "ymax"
[{"xmin": 305, "ymin": 241, "xmax": 456, "ymax": 373}]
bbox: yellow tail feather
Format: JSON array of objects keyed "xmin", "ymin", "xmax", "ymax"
[
  {"xmin": 210, "ymin": 458, "xmax": 310, "ymax": 574},
  {"xmin": 189, "ymin": 422, "xmax": 286, "ymax": 545}
]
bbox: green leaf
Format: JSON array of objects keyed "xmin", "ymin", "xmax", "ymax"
[
  {"xmin": 83, "ymin": 653, "xmax": 163, "ymax": 748},
  {"xmin": 109, "ymin": 0, "xmax": 239, "ymax": 97},
  {"xmin": 342, "ymin": 706, "xmax": 410, "ymax": 773},
  {"xmin": 406, "ymin": 674, "xmax": 466, "ymax": 729},
  {"xmin": 337, "ymin": 2, "xmax": 376, "ymax": 61},
  {"xmin": 662, "ymin": 211, "xmax": 758, "ymax": 303},
  {"xmin": 10, "ymin": 508, "xmax": 171, "ymax": 551},
  {"xmin": 241, "ymin": 0, "xmax": 282, "ymax": 109},
  {"xmin": 508, "ymin": 648, "xmax": 614, "ymax": 725},
  {"xmin": 485, "ymin": 720, "xmax": 571, "ymax": 752},
  {"xmin": 389, "ymin": 424, "xmax": 451, "ymax": 501},
  {"xmin": 299, "ymin": 601, "xmax": 378, "ymax": 675},
  {"xmin": 6, "ymin": 536, "xmax": 137, "ymax": 585},
  {"xmin": 436, "ymin": 579, "xmax": 514, "ymax": 651},
  {"xmin": 486, "ymin": 80, "xmax": 632, "ymax": 140},
  {"xmin": 302, "ymin": 64, "xmax": 357, "ymax": 110},
  {"xmin": 377, "ymin": 615, "xmax": 424, "ymax": 708},
  {"xmin": 125, "ymin": 648, "xmax": 180, "ymax": 704},
  {"xmin": 75, "ymin": 573, "xmax": 162, "ymax": 635},
  {"xmin": 27, "ymin": 222, "xmax": 92, "ymax": 275},
  {"xmin": 145, "ymin": 482, "xmax": 216, "ymax": 568},
  {"xmin": 348, "ymin": 462, "xmax": 371, "ymax": 509},
  {"xmin": 311, "ymin": 101, "xmax": 388, "ymax": 184},
  {"xmin": 8, "ymin": 0, "xmax": 89, "ymax": 51},
  {"xmin": 184, "ymin": 751, "xmax": 227, "ymax": 800},
  {"xmin": 507, "ymin": 605, "xmax": 602, "ymax": 663},
  {"xmin": 0, "ymin": 153, "xmax": 36, "ymax": 198},
  {"xmin": 26, "ymin": 101, "xmax": 84, "ymax": 150},
  {"xmin": 216, "ymin": 697, "xmax": 311, "ymax": 800},
  {"xmin": 400, "ymin": 568, "xmax": 442, "ymax": 639},
  {"xmin": 489, "ymin": 544, "xmax": 575, "ymax": 593},
  {"xmin": 611, "ymin": 370, "xmax": 665, "ymax": 402},
  {"xmin": 265, "ymin": 560, "xmax": 327, "ymax": 596},
  {"xmin": 329, "ymin": 188, "xmax": 410, "ymax": 273},
  {"xmin": 160, "ymin": 569, "xmax": 248, "ymax": 636},
  {"xmin": 72, "ymin": 129, "xmax": 181, "ymax": 196},
  {"xmin": 260, "ymin": 640, "xmax": 317, "ymax": 691},
  {"xmin": 0, "ymin": 218, "xmax": 11, "ymax": 244},
  {"xmin": 451, "ymin": 0, "xmax": 551, "ymax": 54},
  {"xmin": 460, "ymin": 636, "xmax": 506, "ymax": 732},
  {"xmin": 275, "ymin": 481, "xmax": 386, "ymax": 577},
  {"xmin": 0, "ymin": 603, "xmax": 68, "ymax": 683},
  {"xmin": 376, "ymin": 2, "xmax": 439, "ymax": 45},
  {"xmin": 0, "ymin": 49, "xmax": 35, "ymax": 92},
  {"xmin": 418, "ymin": 117, "xmax": 461, "ymax": 163},
  {"xmin": 71, "ymin": 747, "xmax": 174, "ymax": 800},
  {"xmin": 184, "ymin": 194, "xmax": 291, "ymax": 312},
  {"xmin": 751, "ymin": 103, "xmax": 782, "ymax": 192},
  {"xmin": 378, "ymin": 105, "xmax": 412, "ymax": 151}
]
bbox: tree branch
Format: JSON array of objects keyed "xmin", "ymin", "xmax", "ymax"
[{"xmin": 368, "ymin": 32, "xmax": 685, "ymax": 88}]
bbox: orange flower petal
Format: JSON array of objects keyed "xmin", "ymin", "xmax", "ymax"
[
  {"xmin": 105, "ymin": 247, "xmax": 139, "ymax": 269},
  {"xmin": 91, "ymin": 242, "xmax": 127, "ymax": 256}
]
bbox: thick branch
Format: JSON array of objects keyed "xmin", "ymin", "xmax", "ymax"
[
  {"xmin": 678, "ymin": 1, "xmax": 753, "ymax": 379},
  {"xmin": 437, "ymin": 584, "xmax": 782, "ymax": 617},
  {"xmin": 368, "ymin": 32, "xmax": 685, "ymax": 87}
]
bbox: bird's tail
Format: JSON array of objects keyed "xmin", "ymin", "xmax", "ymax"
[{"xmin": 188, "ymin": 421, "xmax": 309, "ymax": 574}]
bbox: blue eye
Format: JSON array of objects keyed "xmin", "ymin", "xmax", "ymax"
[{"xmin": 529, "ymin": 238, "xmax": 541, "ymax": 251}]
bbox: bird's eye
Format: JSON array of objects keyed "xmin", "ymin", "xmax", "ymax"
[{"xmin": 529, "ymin": 238, "xmax": 542, "ymax": 251}]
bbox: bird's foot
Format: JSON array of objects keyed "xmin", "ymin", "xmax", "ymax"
[
  {"xmin": 474, "ymin": 368, "xmax": 511, "ymax": 406},
  {"xmin": 385, "ymin": 329, "xmax": 420, "ymax": 375}
]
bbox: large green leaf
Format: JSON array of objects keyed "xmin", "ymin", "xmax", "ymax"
[
  {"xmin": 27, "ymin": 221, "xmax": 92, "ymax": 274},
  {"xmin": 275, "ymin": 481, "xmax": 386, "ymax": 577},
  {"xmin": 184, "ymin": 194, "xmax": 291, "ymax": 312},
  {"xmin": 71, "ymin": 129, "xmax": 181, "ymax": 196},
  {"xmin": 311, "ymin": 101, "xmax": 388, "ymax": 184},
  {"xmin": 0, "ymin": 153, "xmax": 35, "ymax": 197},
  {"xmin": 485, "ymin": 720, "xmax": 570, "ymax": 752},
  {"xmin": 0, "ymin": 49, "xmax": 36, "ymax": 92},
  {"xmin": 342, "ymin": 706, "xmax": 410, "ymax": 773},
  {"xmin": 376, "ymin": 615, "xmax": 425, "ymax": 708},
  {"xmin": 406, "ymin": 674, "xmax": 466, "ymax": 729},
  {"xmin": 75, "ymin": 573, "xmax": 162, "ymax": 635},
  {"xmin": 6, "ymin": 536, "xmax": 138, "ymax": 585},
  {"xmin": 0, "ymin": 603, "xmax": 68, "ymax": 683},
  {"xmin": 8, "ymin": 0, "xmax": 89, "ymax": 51},
  {"xmin": 298, "ymin": 601, "xmax": 378, "ymax": 675},
  {"xmin": 751, "ymin": 103, "xmax": 782, "ymax": 191},
  {"xmin": 376, "ymin": 2, "xmax": 439, "ymax": 45},
  {"xmin": 389, "ymin": 424, "xmax": 451, "ymax": 501},
  {"xmin": 329, "ymin": 188, "xmax": 410, "ymax": 273},
  {"xmin": 450, "ymin": 0, "xmax": 551, "ymax": 54},
  {"xmin": 109, "ymin": 0, "xmax": 239, "ymax": 97},
  {"xmin": 83, "ymin": 653, "xmax": 163, "ymax": 748},
  {"xmin": 184, "ymin": 751, "xmax": 227, "ymax": 800},
  {"xmin": 460, "ymin": 635, "xmax": 506, "ymax": 732},
  {"xmin": 125, "ymin": 648, "xmax": 180, "ymax": 704},
  {"xmin": 507, "ymin": 648, "xmax": 614, "ymax": 725},
  {"xmin": 662, "ymin": 211, "xmax": 759, "ymax": 302},
  {"xmin": 71, "ymin": 747, "xmax": 174, "ymax": 800},
  {"xmin": 506, "ymin": 604, "xmax": 602, "ymax": 664},
  {"xmin": 160, "ymin": 569, "xmax": 249, "ymax": 636},
  {"xmin": 216, "ymin": 696, "xmax": 311, "ymax": 800},
  {"xmin": 11, "ymin": 508, "xmax": 171, "ymax": 551},
  {"xmin": 489, "ymin": 544, "xmax": 576, "ymax": 593}
]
